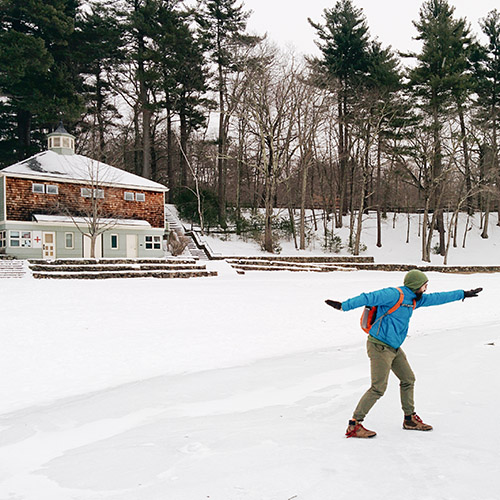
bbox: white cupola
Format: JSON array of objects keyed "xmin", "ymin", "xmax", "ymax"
[{"xmin": 47, "ymin": 121, "xmax": 75, "ymax": 155}]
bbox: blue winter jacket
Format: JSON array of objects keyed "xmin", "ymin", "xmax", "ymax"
[{"xmin": 341, "ymin": 286, "xmax": 465, "ymax": 349}]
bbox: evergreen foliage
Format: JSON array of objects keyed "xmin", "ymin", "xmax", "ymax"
[
  {"xmin": 0, "ymin": 0, "xmax": 83, "ymax": 165},
  {"xmin": 0, "ymin": 0, "xmax": 499, "ymax": 256}
]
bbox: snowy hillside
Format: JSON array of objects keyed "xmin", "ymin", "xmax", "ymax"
[
  {"xmin": 205, "ymin": 211, "xmax": 500, "ymax": 265},
  {"xmin": 1, "ymin": 215, "xmax": 499, "ymax": 500}
]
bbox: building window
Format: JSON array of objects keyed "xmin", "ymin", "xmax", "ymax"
[
  {"xmin": 21, "ymin": 231, "xmax": 32, "ymax": 247},
  {"xmin": 145, "ymin": 235, "xmax": 161, "ymax": 250},
  {"xmin": 136, "ymin": 193, "xmax": 145, "ymax": 202},
  {"xmin": 110, "ymin": 234, "xmax": 119, "ymax": 249},
  {"xmin": 9, "ymin": 231, "xmax": 31, "ymax": 248},
  {"xmin": 0, "ymin": 231, "xmax": 5, "ymax": 248},
  {"xmin": 81, "ymin": 188, "xmax": 104, "ymax": 199},
  {"xmin": 32, "ymin": 183, "xmax": 58, "ymax": 195},
  {"xmin": 65, "ymin": 232, "xmax": 74, "ymax": 249},
  {"xmin": 124, "ymin": 192, "xmax": 134, "ymax": 201},
  {"xmin": 9, "ymin": 231, "xmax": 20, "ymax": 247}
]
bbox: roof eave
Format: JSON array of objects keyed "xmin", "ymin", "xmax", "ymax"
[{"xmin": 1, "ymin": 171, "xmax": 169, "ymax": 192}]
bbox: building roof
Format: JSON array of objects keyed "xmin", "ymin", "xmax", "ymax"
[
  {"xmin": 33, "ymin": 214, "xmax": 152, "ymax": 227},
  {"xmin": 49, "ymin": 121, "xmax": 73, "ymax": 136},
  {"xmin": 1, "ymin": 151, "xmax": 167, "ymax": 191}
]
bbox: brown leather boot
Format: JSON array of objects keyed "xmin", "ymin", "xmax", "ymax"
[
  {"xmin": 403, "ymin": 413, "xmax": 433, "ymax": 431},
  {"xmin": 345, "ymin": 419, "xmax": 377, "ymax": 438}
]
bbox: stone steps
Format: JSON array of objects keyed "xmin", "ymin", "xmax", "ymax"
[
  {"xmin": 28, "ymin": 258, "xmax": 199, "ymax": 265},
  {"xmin": 225, "ymin": 256, "xmax": 371, "ymax": 273},
  {"xmin": 28, "ymin": 257, "xmax": 217, "ymax": 280},
  {"xmin": 186, "ymin": 239, "xmax": 208, "ymax": 260},
  {"xmin": 221, "ymin": 255, "xmax": 375, "ymax": 263},
  {"xmin": 226, "ymin": 259, "xmax": 355, "ymax": 273},
  {"xmin": 0, "ymin": 259, "xmax": 26, "ymax": 279},
  {"xmin": 30, "ymin": 264, "xmax": 207, "ymax": 273},
  {"xmin": 32, "ymin": 269, "xmax": 217, "ymax": 280},
  {"xmin": 226, "ymin": 257, "xmax": 500, "ymax": 275}
]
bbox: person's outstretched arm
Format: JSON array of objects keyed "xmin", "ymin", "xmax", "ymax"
[
  {"xmin": 325, "ymin": 287, "xmax": 401, "ymax": 312},
  {"xmin": 417, "ymin": 288, "xmax": 482, "ymax": 308}
]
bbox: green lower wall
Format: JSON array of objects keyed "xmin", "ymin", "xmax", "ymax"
[{"xmin": 0, "ymin": 221, "xmax": 167, "ymax": 259}]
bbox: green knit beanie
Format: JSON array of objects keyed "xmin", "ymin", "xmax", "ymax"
[{"xmin": 404, "ymin": 269, "xmax": 428, "ymax": 292}]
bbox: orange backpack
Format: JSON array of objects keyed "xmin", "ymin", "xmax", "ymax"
[{"xmin": 360, "ymin": 287, "xmax": 415, "ymax": 334}]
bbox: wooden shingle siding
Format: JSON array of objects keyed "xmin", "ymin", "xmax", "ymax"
[
  {"xmin": 5, "ymin": 177, "xmax": 165, "ymax": 228},
  {"xmin": 0, "ymin": 176, "xmax": 4, "ymax": 221}
]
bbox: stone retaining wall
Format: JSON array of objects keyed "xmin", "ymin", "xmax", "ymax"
[
  {"xmin": 337, "ymin": 263, "xmax": 500, "ymax": 274},
  {"xmin": 32, "ymin": 270, "xmax": 217, "ymax": 280},
  {"xmin": 216, "ymin": 255, "xmax": 375, "ymax": 263}
]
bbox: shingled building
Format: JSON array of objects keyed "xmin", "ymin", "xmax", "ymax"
[{"xmin": 0, "ymin": 125, "xmax": 169, "ymax": 259}]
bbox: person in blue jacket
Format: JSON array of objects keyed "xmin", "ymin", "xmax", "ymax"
[{"xmin": 326, "ymin": 269, "xmax": 482, "ymax": 438}]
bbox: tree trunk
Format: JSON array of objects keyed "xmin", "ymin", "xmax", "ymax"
[
  {"xmin": 421, "ymin": 197, "xmax": 433, "ymax": 262},
  {"xmin": 376, "ymin": 138, "xmax": 382, "ymax": 247},
  {"xmin": 16, "ymin": 109, "xmax": 31, "ymax": 161},
  {"xmin": 432, "ymin": 98, "xmax": 445, "ymax": 255},
  {"xmin": 263, "ymin": 137, "xmax": 274, "ymax": 253},
  {"xmin": 217, "ymin": 49, "xmax": 227, "ymax": 229},
  {"xmin": 137, "ymin": 29, "xmax": 151, "ymax": 179},
  {"xmin": 462, "ymin": 213, "xmax": 471, "ymax": 248},
  {"xmin": 142, "ymin": 105, "xmax": 152, "ymax": 179},
  {"xmin": 96, "ymin": 70, "xmax": 106, "ymax": 162},
  {"xmin": 179, "ymin": 108, "xmax": 188, "ymax": 187},
  {"xmin": 90, "ymin": 234, "xmax": 97, "ymax": 259},
  {"xmin": 436, "ymin": 210, "xmax": 446, "ymax": 256},
  {"xmin": 458, "ymin": 107, "xmax": 473, "ymax": 214},
  {"xmin": 288, "ymin": 205, "xmax": 298, "ymax": 249},
  {"xmin": 264, "ymin": 172, "xmax": 274, "ymax": 252},
  {"xmin": 336, "ymin": 90, "xmax": 346, "ymax": 228},
  {"xmin": 235, "ymin": 118, "xmax": 244, "ymax": 235},
  {"xmin": 354, "ymin": 180, "xmax": 364, "ymax": 256},
  {"xmin": 406, "ymin": 205, "xmax": 411, "ymax": 244},
  {"xmin": 166, "ymin": 105, "xmax": 173, "ymax": 203},
  {"xmin": 481, "ymin": 195, "xmax": 491, "ymax": 239},
  {"xmin": 133, "ymin": 104, "xmax": 141, "ymax": 176},
  {"xmin": 299, "ymin": 160, "xmax": 308, "ymax": 250},
  {"xmin": 443, "ymin": 210, "xmax": 458, "ymax": 265}
]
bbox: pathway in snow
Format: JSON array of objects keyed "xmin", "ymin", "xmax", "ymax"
[{"xmin": 1, "ymin": 322, "xmax": 499, "ymax": 500}]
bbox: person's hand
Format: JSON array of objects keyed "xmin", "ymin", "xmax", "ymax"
[
  {"xmin": 463, "ymin": 288, "xmax": 483, "ymax": 299},
  {"xmin": 325, "ymin": 299, "xmax": 342, "ymax": 310}
]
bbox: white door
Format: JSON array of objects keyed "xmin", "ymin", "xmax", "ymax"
[
  {"xmin": 42, "ymin": 232, "xmax": 56, "ymax": 259},
  {"xmin": 83, "ymin": 234, "xmax": 102, "ymax": 258},
  {"xmin": 126, "ymin": 234, "xmax": 138, "ymax": 258}
]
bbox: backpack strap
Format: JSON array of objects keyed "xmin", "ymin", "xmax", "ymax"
[
  {"xmin": 387, "ymin": 287, "xmax": 404, "ymax": 314},
  {"xmin": 371, "ymin": 287, "xmax": 406, "ymax": 337}
]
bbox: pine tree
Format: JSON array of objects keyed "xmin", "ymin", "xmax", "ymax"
[
  {"xmin": 309, "ymin": 0, "xmax": 371, "ymax": 226},
  {"xmin": 153, "ymin": 4, "xmax": 208, "ymax": 197},
  {"xmin": 74, "ymin": 0, "xmax": 124, "ymax": 162},
  {"xmin": 364, "ymin": 40, "xmax": 402, "ymax": 248},
  {"xmin": 196, "ymin": 0, "xmax": 259, "ymax": 228},
  {"xmin": 473, "ymin": 10, "xmax": 500, "ymax": 225},
  {"xmin": 408, "ymin": 0, "xmax": 472, "ymax": 257},
  {"xmin": 0, "ymin": 0, "xmax": 83, "ymax": 165},
  {"xmin": 123, "ymin": 0, "xmax": 162, "ymax": 179}
]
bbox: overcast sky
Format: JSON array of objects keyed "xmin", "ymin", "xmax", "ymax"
[{"xmin": 243, "ymin": 0, "xmax": 499, "ymax": 57}]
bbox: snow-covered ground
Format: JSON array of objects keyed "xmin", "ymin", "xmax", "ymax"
[
  {"xmin": 1, "ymin": 213, "xmax": 500, "ymax": 500},
  {"xmin": 205, "ymin": 211, "xmax": 500, "ymax": 265}
]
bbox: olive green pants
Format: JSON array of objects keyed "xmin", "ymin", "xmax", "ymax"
[{"xmin": 353, "ymin": 340, "xmax": 416, "ymax": 422}]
